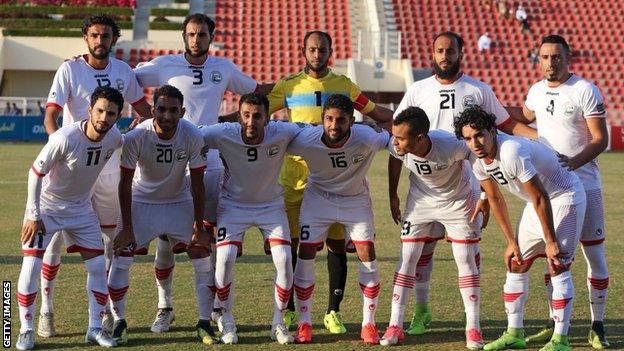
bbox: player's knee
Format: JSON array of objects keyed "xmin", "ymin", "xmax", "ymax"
[
  {"xmin": 509, "ymin": 262, "xmax": 531, "ymax": 274},
  {"xmin": 187, "ymin": 245, "xmax": 210, "ymax": 259},
  {"xmin": 111, "ymin": 256, "xmax": 134, "ymax": 271},
  {"xmin": 298, "ymin": 245, "xmax": 317, "ymax": 260},
  {"xmin": 355, "ymin": 242, "xmax": 376, "ymax": 262},
  {"xmin": 326, "ymin": 238, "xmax": 345, "ymax": 254}
]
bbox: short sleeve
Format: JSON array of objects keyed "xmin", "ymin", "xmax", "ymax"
[
  {"xmin": 46, "ymin": 62, "xmax": 71, "ymax": 110},
  {"xmin": 134, "ymin": 59, "xmax": 162, "ymax": 88},
  {"xmin": 188, "ymin": 130, "xmax": 206, "ymax": 170},
  {"xmin": 501, "ymin": 141, "xmax": 537, "ymax": 183},
  {"xmin": 286, "ymin": 127, "xmax": 313, "ymax": 156},
  {"xmin": 349, "ymin": 80, "xmax": 375, "ymax": 114},
  {"xmin": 120, "ymin": 130, "xmax": 141, "ymax": 170},
  {"xmin": 581, "ymin": 83, "xmax": 606, "ymax": 118},
  {"xmin": 470, "ymin": 157, "xmax": 489, "ymax": 181},
  {"xmin": 226, "ymin": 61, "xmax": 257, "ymax": 95},
  {"xmin": 481, "ymin": 85, "xmax": 511, "ymax": 126},
  {"xmin": 524, "ymin": 84, "xmax": 538, "ymax": 112},
  {"xmin": 267, "ymin": 79, "xmax": 286, "ymax": 114},
  {"xmin": 123, "ymin": 67, "xmax": 147, "ymax": 105},
  {"xmin": 32, "ymin": 132, "xmax": 66, "ymax": 176},
  {"xmin": 393, "ymin": 83, "xmax": 415, "ymax": 118},
  {"xmin": 372, "ymin": 129, "xmax": 391, "ymax": 151}
]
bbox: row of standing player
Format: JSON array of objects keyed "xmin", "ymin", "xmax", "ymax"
[{"xmin": 14, "ymin": 12, "xmax": 610, "ymax": 351}]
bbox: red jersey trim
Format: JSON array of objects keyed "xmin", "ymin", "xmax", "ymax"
[
  {"xmin": 46, "ymin": 102, "xmax": 63, "ymax": 111},
  {"xmin": 31, "ymin": 166, "xmax": 46, "ymax": 177}
]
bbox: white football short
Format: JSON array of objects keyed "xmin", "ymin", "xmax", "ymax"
[
  {"xmin": 91, "ymin": 171, "xmax": 121, "ymax": 229},
  {"xmin": 401, "ymin": 192, "xmax": 481, "ymax": 244},
  {"xmin": 215, "ymin": 200, "xmax": 291, "ymax": 249},
  {"xmin": 516, "ymin": 189, "xmax": 586, "ymax": 267},
  {"xmin": 130, "ymin": 200, "xmax": 194, "ymax": 254},
  {"xmin": 21, "ymin": 209, "xmax": 103, "ymax": 255},
  {"xmin": 580, "ymin": 188, "xmax": 606, "ymax": 245},
  {"xmin": 298, "ymin": 186, "xmax": 375, "ymax": 248}
]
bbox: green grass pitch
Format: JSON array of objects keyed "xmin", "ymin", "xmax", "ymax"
[{"xmin": 0, "ymin": 143, "xmax": 622, "ymax": 350}]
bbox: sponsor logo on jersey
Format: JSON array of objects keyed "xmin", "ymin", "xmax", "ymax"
[
  {"xmin": 596, "ymin": 228, "xmax": 603, "ymax": 237},
  {"xmin": 175, "ymin": 149, "xmax": 187, "ymax": 161},
  {"xmin": 115, "ymin": 79, "xmax": 125, "ymax": 92},
  {"xmin": 268, "ymin": 144, "xmax": 280, "ymax": 157},
  {"xmin": 352, "ymin": 153, "xmax": 365, "ymax": 164},
  {"xmin": 435, "ymin": 163, "xmax": 449, "ymax": 171},
  {"xmin": 105, "ymin": 149, "xmax": 114, "ymax": 160},
  {"xmin": 50, "ymin": 91, "xmax": 56, "ymax": 98},
  {"xmin": 462, "ymin": 95, "xmax": 476, "ymax": 107},
  {"xmin": 210, "ymin": 71, "xmax": 222, "ymax": 84}
]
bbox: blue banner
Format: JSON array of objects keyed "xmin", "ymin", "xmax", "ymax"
[{"xmin": 0, "ymin": 116, "xmax": 133, "ymax": 141}]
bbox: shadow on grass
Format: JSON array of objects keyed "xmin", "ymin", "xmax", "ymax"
[{"xmin": 0, "ymin": 254, "xmax": 454, "ymax": 265}]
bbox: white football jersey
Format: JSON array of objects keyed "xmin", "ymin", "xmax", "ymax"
[
  {"xmin": 134, "ymin": 54, "xmax": 257, "ymax": 170},
  {"xmin": 525, "ymin": 74, "xmax": 606, "ymax": 190},
  {"xmin": 288, "ymin": 124, "xmax": 390, "ymax": 196},
  {"xmin": 46, "ymin": 55, "xmax": 146, "ymax": 174},
  {"xmin": 201, "ymin": 121, "xmax": 305, "ymax": 206},
  {"xmin": 471, "ymin": 133, "xmax": 581, "ymax": 204},
  {"xmin": 27, "ymin": 120, "xmax": 122, "ymax": 218},
  {"xmin": 389, "ymin": 130, "xmax": 478, "ymax": 207},
  {"xmin": 121, "ymin": 119, "xmax": 206, "ymax": 204},
  {"xmin": 394, "ymin": 74, "xmax": 511, "ymax": 132}
]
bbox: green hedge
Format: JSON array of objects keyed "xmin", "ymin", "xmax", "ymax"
[
  {"xmin": 0, "ymin": 5, "xmax": 133, "ymax": 16},
  {"xmin": 150, "ymin": 8, "xmax": 188, "ymax": 16},
  {"xmin": 2, "ymin": 28, "xmax": 83, "ymax": 37},
  {"xmin": 0, "ymin": 18, "xmax": 180, "ymax": 30}
]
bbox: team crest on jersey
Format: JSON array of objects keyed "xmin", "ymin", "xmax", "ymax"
[
  {"xmin": 175, "ymin": 149, "xmax": 187, "ymax": 161},
  {"xmin": 115, "ymin": 79, "xmax": 125, "ymax": 92},
  {"xmin": 105, "ymin": 149, "xmax": 114, "ymax": 160},
  {"xmin": 267, "ymin": 144, "xmax": 280, "ymax": 157},
  {"xmin": 564, "ymin": 103, "xmax": 576, "ymax": 117},
  {"xmin": 38, "ymin": 159, "xmax": 45, "ymax": 167},
  {"xmin": 462, "ymin": 95, "xmax": 476, "ymax": 107},
  {"xmin": 50, "ymin": 91, "xmax": 56, "ymax": 99},
  {"xmin": 210, "ymin": 71, "xmax": 222, "ymax": 84},
  {"xmin": 596, "ymin": 228, "xmax": 603, "ymax": 237},
  {"xmin": 352, "ymin": 154, "xmax": 365, "ymax": 164}
]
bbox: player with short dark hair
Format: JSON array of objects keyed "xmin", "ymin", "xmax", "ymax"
[
  {"xmin": 39, "ymin": 13, "xmax": 151, "ymax": 338},
  {"xmin": 133, "ymin": 14, "xmax": 273, "ymax": 338},
  {"xmin": 16, "ymin": 87, "xmax": 125, "ymax": 350},
  {"xmin": 288, "ymin": 94, "xmax": 390, "ymax": 344},
  {"xmin": 267, "ymin": 31, "xmax": 393, "ymax": 334},
  {"xmin": 517, "ymin": 35, "xmax": 611, "ymax": 349},
  {"xmin": 455, "ymin": 106, "xmax": 586, "ymax": 351},
  {"xmin": 381, "ymin": 106, "xmax": 484, "ymax": 349},
  {"xmin": 390, "ymin": 30, "xmax": 537, "ymax": 337},
  {"xmin": 108, "ymin": 85, "xmax": 211, "ymax": 346}
]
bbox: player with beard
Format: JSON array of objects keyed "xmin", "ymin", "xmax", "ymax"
[
  {"xmin": 267, "ymin": 31, "xmax": 393, "ymax": 334},
  {"xmin": 389, "ymin": 31, "xmax": 536, "ymax": 337},
  {"xmin": 39, "ymin": 14, "xmax": 151, "ymax": 338},
  {"xmin": 16, "ymin": 87, "xmax": 125, "ymax": 350},
  {"xmin": 133, "ymin": 14, "xmax": 273, "ymax": 341},
  {"xmin": 513, "ymin": 35, "xmax": 610, "ymax": 350}
]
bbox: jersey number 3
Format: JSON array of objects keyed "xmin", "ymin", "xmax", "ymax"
[{"xmin": 192, "ymin": 69, "xmax": 203, "ymax": 85}]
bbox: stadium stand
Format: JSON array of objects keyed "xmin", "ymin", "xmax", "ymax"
[{"xmin": 390, "ymin": 0, "xmax": 624, "ymax": 125}]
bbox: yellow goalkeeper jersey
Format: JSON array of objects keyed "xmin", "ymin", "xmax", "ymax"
[{"xmin": 268, "ymin": 69, "xmax": 376, "ymax": 191}]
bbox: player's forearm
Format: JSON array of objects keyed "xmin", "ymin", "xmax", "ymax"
[
  {"xmin": 254, "ymin": 83, "xmax": 275, "ymax": 95},
  {"xmin": 132, "ymin": 100, "xmax": 153, "ymax": 121},
  {"xmin": 570, "ymin": 139, "xmax": 608, "ymax": 170},
  {"xmin": 190, "ymin": 170, "xmax": 205, "ymax": 224},
  {"xmin": 505, "ymin": 106, "xmax": 534, "ymax": 125},
  {"xmin": 531, "ymin": 192, "xmax": 557, "ymax": 244},
  {"xmin": 118, "ymin": 173, "xmax": 134, "ymax": 229},
  {"xmin": 44, "ymin": 108, "xmax": 61, "ymax": 135},
  {"xmin": 487, "ymin": 191, "xmax": 516, "ymax": 244},
  {"xmin": 500, "ymin": 119, "xmax": 538, "ymax": 139},
  {"xmin": 388, "ymin": 156, "xmax": 402, "ymax": 198},
  {"xmin": 368, "ymin": 105, "xmax": 394, "ymax": 123},
  {"xmin": 25, "ymin": 169, "xmax": 43, "ymax": 221}
]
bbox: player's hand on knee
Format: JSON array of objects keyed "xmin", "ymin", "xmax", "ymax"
[
  {"xmin": 471, "ymin": 198, "xmax": 490, "ymax": 229},
  {"xmin": 545, "ymin": 241, "xmax": 561, "ymax": 272},
  {"xmin": 20, "ymin": 220, "xmax": 45, "ymax": 245},
  {"xmin": 389, "ymin": 195, "xmax": 402, "ymax": 224},
  {"xmin": 189, "ymin": 225, "xmax": 211, "ymax": 255},
  {"xmin": 113, "ymin": 228, "xmax": 136, "ymax": 256},
  {"xmin": 504, "ymin": 243, "xmax": 522, "ymax": 271}
]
